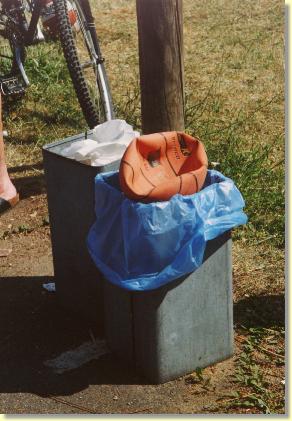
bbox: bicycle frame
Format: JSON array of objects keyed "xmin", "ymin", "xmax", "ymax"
[
  {"xmin": 0, "ymin": 0, "xmax": 45, "ymax": 46},
  {"xmin": 24, "ymin": 0, "xmax": 46, "ymax": 45},
  {"xmin": 0, "ymin": 0, "xmax": 47, "ymax": 90},
  {"xmin": 0, "ymin": 0, "xmax": 114, "ymax": 121},
  {"xmin": 76, "ymin": 0, "xmax": 103, "ymax": 63},
  {"xmin": 1, "ymin": 0, "xmax": 103, "ymax": 55}
]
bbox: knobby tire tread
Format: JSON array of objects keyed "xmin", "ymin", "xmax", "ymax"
[{"xmin": 53, "ymin": 0, "xmax": 102, "ymax": 128}]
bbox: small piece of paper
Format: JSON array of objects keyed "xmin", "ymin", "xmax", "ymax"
[
  {"xmin": 44, "ymin": 340, "xmax": 108, "ymax": 373},
  {"xmin": 42, "ymin": 282, "xmax": 56, "ymax": 292}
]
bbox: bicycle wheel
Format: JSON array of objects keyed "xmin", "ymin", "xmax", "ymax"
[
  {"xmin": 53, "ymin": 0, "xmax": 114, "ymax": 128},
  {"xmin": 0, "ymin": 6, "xmax": 27, "ymax": 96}
]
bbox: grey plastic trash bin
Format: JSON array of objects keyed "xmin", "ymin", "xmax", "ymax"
[
  {"xmin": 42, "ymin": 131, "xmax": 120, "ymax": 328},
  {"xmin": 104, "ymin": 230, "xmax": 233, "ymax": 383}
]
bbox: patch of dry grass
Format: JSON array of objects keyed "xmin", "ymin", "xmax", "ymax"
[
  {"xmin": 233, "ymin": 241, "xmax": 285, "ymax": 301},
  {"xmin": 183, "ymin": 0, "xmax": 284, "ymax": 147}
]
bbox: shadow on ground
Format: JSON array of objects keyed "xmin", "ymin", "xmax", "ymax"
[
  {"xmin": 12, "ymin": 173, "xmax": 46, "ymax": 199},
  {"xmin": 0, "ymin": 276, "xmax": 145, "ymax": 399},
  {"xmin": 0, "ymin": 274, "xmax": 285, "ymax": 399},
  {"xmin": 9, "ymin": 162, "xmax": 44, "ymax": 174},
  {"xmin": 234, "ymin": 294, "xmax": 285, "ymax": 328}
]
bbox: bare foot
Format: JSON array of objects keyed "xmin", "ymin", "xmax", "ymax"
[
  {"xmin": 0, "ymin": 93, "xmax": 18, "ymax": 203},
  {"xmin": 0, "ymin": 166, "xmax": 17, "ymax": 201}
]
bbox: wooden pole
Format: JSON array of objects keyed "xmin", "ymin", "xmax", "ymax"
[{"xmin": 136, "ymin": 0, "xmax": 185, "ymax": 134}]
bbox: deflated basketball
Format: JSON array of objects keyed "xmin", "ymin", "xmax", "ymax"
[{"xmin": 119, "ymin": 131, "xmax": 208, "ymax": 203}]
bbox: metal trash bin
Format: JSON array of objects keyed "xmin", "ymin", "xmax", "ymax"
[
  {"xmin": 42, "ymin": 131, "xmax": 120, "ymax": 328},
  {"xmin": 104, "ymin": 230, "xmax": 233, "ymax": 383}
]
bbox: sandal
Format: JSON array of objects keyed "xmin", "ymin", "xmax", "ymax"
[{"xmin": 0, "ymin": 193, "xmax": 20, "ymax": 216}]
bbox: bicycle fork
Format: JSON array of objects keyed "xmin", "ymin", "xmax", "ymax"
[{"xmin": 14, "ymin": 49, "xmax": 29, "ymax": 87}]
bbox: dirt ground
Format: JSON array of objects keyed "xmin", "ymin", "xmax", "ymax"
[{"xmin": 0, "ymin": 173, "xmax": 285, "ymax": 415}]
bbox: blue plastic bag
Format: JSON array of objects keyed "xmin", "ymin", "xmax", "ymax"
[{"xmin": 87, "ymin": 170, "xmax": 247, "ymax": 291}]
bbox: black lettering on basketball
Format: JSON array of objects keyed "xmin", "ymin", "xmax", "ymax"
[{"xmin": 178, "ymin": 133, "xmax": 191, "ymax": 157}]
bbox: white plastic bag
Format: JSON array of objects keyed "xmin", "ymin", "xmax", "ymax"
[
  {"xmin": 92, "ymin": 119, "xmax": 140, "ymax": 145},
  {"xmin": 60, "ymin": 119, "xmax": 139, "ymax": 166}
]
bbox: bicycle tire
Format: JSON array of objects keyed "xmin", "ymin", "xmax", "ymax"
[{"xmin": 53, "ymin": 0, "xmax": 114, "ymax": 128}]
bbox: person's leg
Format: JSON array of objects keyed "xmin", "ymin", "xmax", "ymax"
[{"xmin": 0, "ymin": 94, "xmax": 17, "ymax": 202}]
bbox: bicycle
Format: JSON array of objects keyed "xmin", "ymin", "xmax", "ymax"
[{"xmin": 0, "ymin": 0, "xmax": 114, "ymax": 128}]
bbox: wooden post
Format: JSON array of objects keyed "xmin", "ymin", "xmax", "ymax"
[{"xmin": 136, "ymin": 0, "xmax": 185, "ymax": 134}]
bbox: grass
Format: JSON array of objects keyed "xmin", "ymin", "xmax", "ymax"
[
  {"xmin": 202, "ymin": 127, "xmax": 285, "ymax": 248},
  {"xmin": 227, "ymin": 326, "xmax": 285, "ymax": 414},
  {"xmin": 183, "ymin": 0, "xmax": 284, "ymax": 249},
  {"xmin": 0, "ymin": 0, "xmax": 285, "ymax": 414},
  {"xmin": 184, "ymin": 325, "xmax": 285, "ymax": 414}
]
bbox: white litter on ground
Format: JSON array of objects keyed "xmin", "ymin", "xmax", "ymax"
[
  {"xmin": 44, "ymin": 339, "xmax": 109, "ymax": 374},
  {"xmin": 42, "ymin": 282, "xmax": 56, "ymax": 292},
  {"xmin": 59, "ymin": 119, "xmax": 139, "ymax": 166}
]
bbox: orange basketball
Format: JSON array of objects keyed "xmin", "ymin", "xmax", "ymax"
[{"xmin": 119, "ymin": 131, "xmax": 208, "ymax": 203}]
